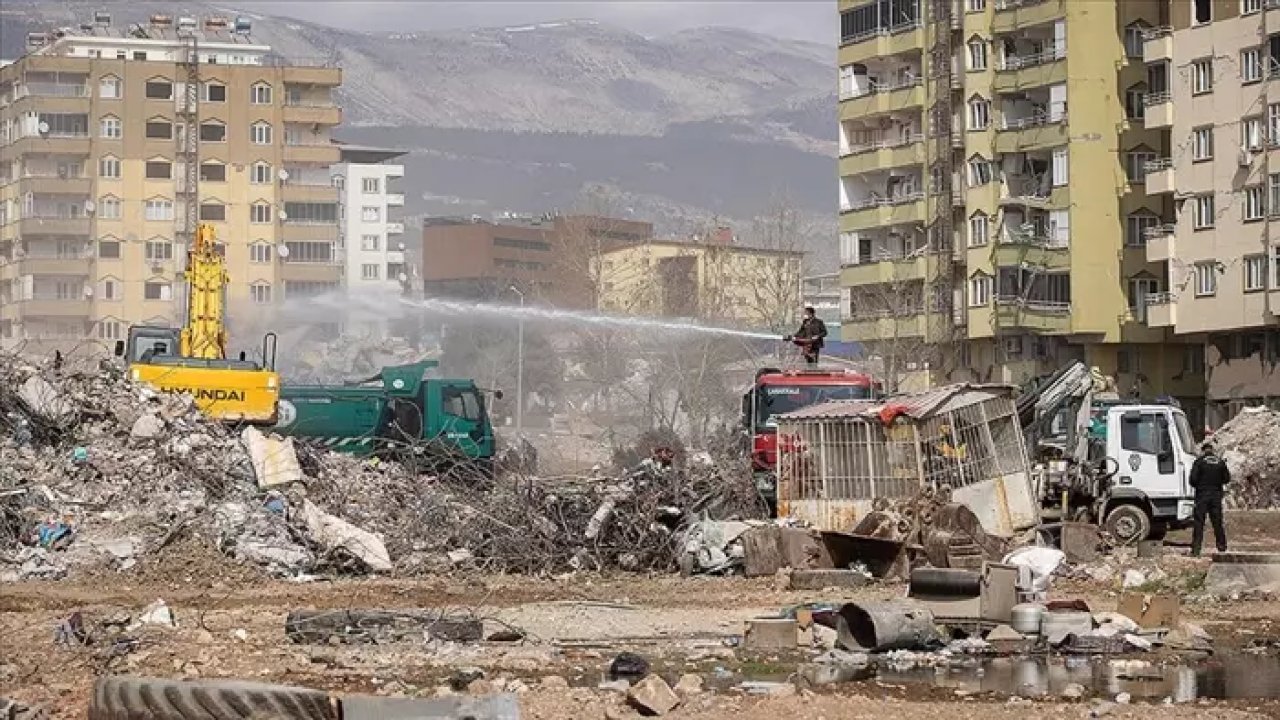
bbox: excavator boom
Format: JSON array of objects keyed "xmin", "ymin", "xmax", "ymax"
[{"xmin": 179, "ymin": 224, "xmax": 229, "ymax": 360}]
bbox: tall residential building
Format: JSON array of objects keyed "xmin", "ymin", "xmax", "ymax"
[
  {"xmin": 1142, "ymin": 0, "xmax": 1280, "ymax": 425},
  {"xmin": 0, "ymin": 14, "xmax": 342, "ymax": 354},
  {"xmin": 837, "ymin": 0, "xmax": 1204, "ymax": 422},
  {"xmin": 331, "ymin": 143, "xmax": 408, "ymax": 292}
]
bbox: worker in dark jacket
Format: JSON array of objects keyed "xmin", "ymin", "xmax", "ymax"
[
  {"xmin": 1189, "ymin": 443, "xmax": 1231, "ymax": 556},
  {"xmin": 785, "ymin": 307, "xmax": 828, "ymax": 366}
]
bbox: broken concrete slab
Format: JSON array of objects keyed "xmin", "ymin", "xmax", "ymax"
[
  {"xmin": 241, "ymin": 427, "xmax": 304, "ymax": 489},
  {"xmin": 284, "ymin": 609, "xmax": 483, "ymax": 644},
  {"xmin": 627, "ymin": 675, "xmax": 680, "ymax": 716},
  {"xmin": 788, "ymin": 569, "xmax": 869, "ymax": 591},
  {"xmin": 298, "ymin": 499, "xmax": 392, "ymax": 573},
  {"xmin": 743, "ymin": 617, "xmax": 798, "ymax": 649},
  {"xmin": 673, "ymin": 674, "xmax": 703, "ymax": 695},
  {"xmin": 1205, "ymin": 552, "xmax": 1280, "ymax": 597},
  {"xmin": 17, "ymin": 375, "xmax": 76, "ymax": 425}
]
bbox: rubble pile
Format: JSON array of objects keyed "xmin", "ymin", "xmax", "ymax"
[
  {"xmin": 1, "ymin": 352, "xmax": 765, "ymax": 580},
  {"xmin": 1212, "ymin": 406, "xmax": 1280, "ymax": 509},
  {"xmin": 280, "ymin": 333, "xmax": 432, "ymax": 384}
]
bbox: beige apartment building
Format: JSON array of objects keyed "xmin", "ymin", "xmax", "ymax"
[
  {"xmin": 0, "ymin": 14, "xmax": 342, "ymax": 355},
  {"xmin": 1141, "ymin": 0, "xmax": 1280, "ymax": 425}
]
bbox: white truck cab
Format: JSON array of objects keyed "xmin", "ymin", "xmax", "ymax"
[{"xmin": 1098, "ymin": 404, "xmax": 1198, "ymax": 542}]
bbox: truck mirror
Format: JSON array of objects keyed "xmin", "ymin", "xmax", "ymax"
[{"xmin": 113, "ymin": 340, "xmax": 124, "ymax": 357}]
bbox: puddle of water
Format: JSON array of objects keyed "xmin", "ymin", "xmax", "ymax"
[{"xmin": 879, "ymin": 654, "xmax": 1280, "ymax": 701}]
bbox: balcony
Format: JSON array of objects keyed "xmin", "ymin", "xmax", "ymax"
[
  {"xmin": 999, "ymin": 183, "xmax": 1068, "ymax": 209},
  {"xmin": 993, "ymin": 236, "xmax": 1070, "ymax": 270},
  {"xmin": 282, "ymin": 222, "xmax": 339, "ymax": 242},
  {"xmin": 993, "ymin": 44, "xmax": 1067, "ymax": 91},
  {"xmin": 11, "ymin": 83, "xmax": 91, "ymax": 113},
  {"xmin": 18, "ymin": 217, "xmax": 91, "ymax": 236},
  {"xmin": 842, "ymin": 312, "xmax": 927, "ymax": 342},
  {"xmin": 276, "ymin": 62, "xmax": 342, "ymax": 87},
  {"xmin": 1144, "ymin": 91, "xmax": 1173, "ymax": 129},
  {"xmin": 280, "ymin": 260, "xmax": 342, "ymax": 283},
  {"xmin": 1144, "ymin": 292, "xmax": 1176, "ymax": 327},
  {"xmin": 839, "ymin": 78, "xmax": 926, "ymax": 120},
  {"xmin": 991, "ymin": 0, "xmax": 1065, "ymax": 33},
  {"xmin": 282, "ymin": 102, "xmax": 342, "ymax": 125},
  {"xmin": 386, "ymin": 222, "xmax": 405, "ymax": 235},
  {"xmin": 839, "ymin": 21, "xmax": 924, "ymax": 63},
  {"xmin": 17, "ymin": 256, "xmax": 92, "ymax": 276},
  {"xmin": 283, "ymin": 143, "xmax": 340, "ymax": 164},
  {"xmin": 1143, "ymin": 158, "xmax": 1175, "ymax": 195},
  {"xmin": 994, "ymin": 113, "xmax": 1068, "ymax": 153},
  {"xmin": 9, "ymin": 134, "xmax": 92, "ymax": 156},
  {"xmin": 386, "ymin": 193, "xmax": 405, "ymax": 207},
  {"xmin": 994, "ymin": 297, "xmax": 1072, "ymax": 333},
  {"xmin": 839, "ymin": 193, "xmax": 926, "ymax": 231},
  {"xmin": 1142, "ymin": 27, "xmax": 1173, "ymax": 64},
  {"xmin": 281, "ymin": 182, "xmax": 339, "ymax": 203},
  {"xmin": 840, "ymin": 254, "xmax": 928, "ymax": 287},
  {"xmin": 16, "ymin": 298, "xmax": 91, "ymax": 318},
  {"xmin": 839, "ymin": 134, "xmax": 926, "ymax": 175},
  {"xmin": 1144, "ymin": 225, "xmax": 1176, "ymax": 263},
  {"xmin": 17, "ymin": 175, "xmax": 92, "ymax": 195}
]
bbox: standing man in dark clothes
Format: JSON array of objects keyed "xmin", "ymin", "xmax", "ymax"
[
  {"xmin": 1189, "ymin": 443, "xmax": 1231, "ymax": 556},
  {"xmin": 785, "ymin": 307, "xmax": 828, "ymax": 366}
]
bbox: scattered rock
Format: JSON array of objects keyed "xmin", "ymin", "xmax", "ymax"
[
  {"xmin": 739, "ymin": 681, "xmax": 796, "ymax": 697},
  {"xmin": 1123, "ymin": 633, "xmax": 1153, "ymax": 651},
  {"xmin": 598, "ymin": 680, "xmax": 631, "ymax": 694},
  {"xmin": 129, "ymin": 413, "xmax": 164, "ymax": 440},
  {"xmin": 673, "ymin": 673, "xmax": 703, "ymax": 695},
  {"xmin": 1090, "ymin": 701, "xmax": 1117, "ymax": 718},
  {"xmin": 1121, "ymin": 570, "xmax": 1147, "ymax": 589},
  {"xmin": 609, "ymin": 652, "xmax": 651, "ymax": 682},
  {"xmin": 1115, "ymin": 692, "xmax": 1131, "ymax": 704},
  {"xmin": 627, "ymin": 675, "xmax": 681, "ymax": 716},
  {"xmin": 135, "ymin": 599, "xmax": 175, "ymax": 628},
  {"xmin": 541, "ymin": 675, "xmax": 570, "ymax": 690},
  {"xmin": 986, "ymin": 624, "xmax": 1025, "ymax": 642},
  {"xmin": 1061, "ymin": 683, "xmax": 1086, "ymax": 700},
  {"xmin": 449, "ymin": 667, "xmax": 485, "ymax": 692}
]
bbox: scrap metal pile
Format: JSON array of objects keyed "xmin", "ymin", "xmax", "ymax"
[
  {"xmin": 0, "ymin": 352, "xmax": 764, "ymax": 581},
  {"xmin": 1212, "ymin": 406, "xmax": 1280, "ymax": 509}
]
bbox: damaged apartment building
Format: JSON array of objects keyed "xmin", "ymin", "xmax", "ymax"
[{"xmin": 837, "ymin": 0, "xmax": 1208, "ymax": 425}]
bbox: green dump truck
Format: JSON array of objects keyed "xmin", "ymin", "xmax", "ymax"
[{"xmin": 273, "ymin": 360, "xmax": 497, "ymax": 475}]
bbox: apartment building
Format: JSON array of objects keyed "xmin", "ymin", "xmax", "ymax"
[
  {"xmin": 1141, "ymin": 0, "xmax": 1280, "ymax": 425},
  {"xmin": 593, "ymin": 235, "xmax": 802, "ymax": 331},
  {"xmin": 837, "ymin": 0, "xmax": 1204, "ymax": 417},
  {"xmin": 421, "ymin": 213, "xmax": 653, "ymax": 307},
  {"xmin": 0, "ymin": 13, "xmax": 342, "ymax": 354},
  {"xmin": 332, "ymin": 143, "xmax": 408, "ymax": 292}
]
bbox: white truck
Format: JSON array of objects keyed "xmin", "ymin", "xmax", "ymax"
[{"xmin": 1019, "ymin": 362, "xmax": 1197, "ymax": 544}]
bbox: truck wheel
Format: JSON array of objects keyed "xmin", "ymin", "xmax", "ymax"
[
  {"xmin": 1104, "ymin": 504, "xmax": 1151, "ymax": 546},
  {"xmin": 89, "ymin": 676, "xmax": 337, "ymax": 720}
]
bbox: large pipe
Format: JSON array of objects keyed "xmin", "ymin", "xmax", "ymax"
[{"xmin": 835, "ymin": 601, "xmax": 940, "ymax": 652}]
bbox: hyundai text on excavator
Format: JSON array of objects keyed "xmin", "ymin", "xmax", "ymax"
[{"xmin": 114, "ymin": 223, "xmax": 280, "ymax": 424}]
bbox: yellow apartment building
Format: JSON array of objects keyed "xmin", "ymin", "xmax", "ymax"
[{"xmin": 0, "ymin": 13, "xmax": 342, "ymax": 355}]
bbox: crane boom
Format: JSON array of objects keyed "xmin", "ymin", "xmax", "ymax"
[{"xmin": 179, "ymin": 223, "xmax": 229, "ymax": 360}]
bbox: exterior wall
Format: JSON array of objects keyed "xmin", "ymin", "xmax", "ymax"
[
  {"xmin": 0, "ymin": 33, "xmax": 341, "ymax": 353},
  {"xmin": 335, "ymin": 161, "xmax": 406, "ymax": 291}
]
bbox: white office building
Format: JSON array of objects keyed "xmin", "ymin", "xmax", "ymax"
[{"xmin": 332, "ymin": 144, "xmax": 409, "ymax": 292}]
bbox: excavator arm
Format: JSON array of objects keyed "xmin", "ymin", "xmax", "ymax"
[
  {"xmin": 179, "ymin": 223, "xmax": 229, "ymax": 360},
  {"xmin": 1016, "ymin": 360, "xmax": 1097, "ymax": 461}
]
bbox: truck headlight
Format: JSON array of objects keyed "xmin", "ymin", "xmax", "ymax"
[{"xmin": 1177, "ymin": 499, "xmax": 1194, "ymax": 521}]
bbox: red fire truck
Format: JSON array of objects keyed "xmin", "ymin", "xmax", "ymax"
[{"xmin": 741, "ymin": 367, "xmax": 880, "ymax": 509}]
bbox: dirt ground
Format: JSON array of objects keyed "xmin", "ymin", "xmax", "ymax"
[{"xmin": 5, "ymin": 512, "xmax": 1280, "ymax": 719}]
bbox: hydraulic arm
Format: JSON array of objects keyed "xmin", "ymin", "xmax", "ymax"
[{"xmin": 180, "ymin": 223, "xmax": 230, "ymax": 360}]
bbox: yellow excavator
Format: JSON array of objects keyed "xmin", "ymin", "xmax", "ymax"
[{"xmin": 114, "ymin": 223, "xmax": 279, "ymax": 424}]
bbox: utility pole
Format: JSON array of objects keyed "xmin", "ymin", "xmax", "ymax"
[{"xmin": 509, "ymin": 285, "xmax": 525, "ymax": 435}]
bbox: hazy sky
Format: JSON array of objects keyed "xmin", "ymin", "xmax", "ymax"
[{"xmin": 236, "ymin": 2, "xmax": 834, "ymax": 44}]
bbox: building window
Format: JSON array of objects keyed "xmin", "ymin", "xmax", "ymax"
[
  {"xmin": 145, "ymin": 199, "xmax": 174, "ymax": 222},
  {"xmin": 1125, "ymin": 150, "xmax": 1156, "ymax": 183},
  {"xmin": 967, "ymin": 39, "xmax": 988, "ymax": 71},
  {"xmin": 1245, "ymin": 254, "xmax": 1268, "ymax": 291},
  {"xmin": 97, "ymin": 320, "xmax": 121, "ymax": 341},
  {"xmin": 1243, "ymin": 47, "xmax": 1264, "ymax": 83},
  {"xmin": 250, "ymin": 243, "xmax": 272, "ymax": 264},
  {"xmin": 1244, "ymin": 0, "xmax": 1264, "ymax": 14},
  {"xmin": 1271, "ymin": 173, "xmax": 1280, "ymax": 214},
  {"xmin": 251, "ymin": 162, "xmax": 272, "ymax": 184},
  {"xmin": 1052, "ymin": 146, "xmax": 1069, "ymax": 186},
  {"xmin": 362, "ymin": 177, "xmax": 381, "ymax": 194},
  {"xmin": 145, "ymin": 120, "xmax": 172, "ymax": 139},
  {"xmin": 1193, "ymin": 194, "xmax": 1215, "ymax": 229},
  {"xmin": 145, "ymin": 240, "xmax": 173, "ymax": 262},
  {"xmin": 1194, "ymin": 262, "xmax": 1218, "ymax": 296},
  {"xmin": 967, "ymin": 0, "xmax": 985, "ymax": 10},
  {"xmin": 99, "ymin": 75, "xmax": 122, "ymax": 99},
  {"xmin": 968, "ymin": 274, "xmax": 992, "ymax": 307},
  {"xmin": 968, "ymin": 213, "xmax": 989, "ymax": 247},
  {"xmin": 361, "ymin": 264, "xmax": 380, "ymax": 280},
  {"xmin": 202, "ymin": 83, "xmax": 226, "ymax": 102},
  {"xmin": 251, "ymin": 283, "xmax": 272, "ymax": 304},
  {"xmin": 1243, "ymin": 116, "xmax": 1265, "ymax": 150},
  {"xmin": 98, "ymin": 239, "xmax": 120, "ymax": 259},
  {"xmin": 1244, "ymin": 185, "xmax": 1266, "ymax": 221},
  {"xmin": 145, "ymin": 160, "xmax": 171, "ymax": 180},
  {"xmin": 1124, "ymin": 25, "xmax": 1145, "ymax": 59},
  {"xmin": 98, "ymin": 196, "xmax": 121, "ymax": 220},
  {"xmin": 250, "ymin": 122, "xmax": 272, "ymax": 145},
  {"xmin": 199, "ymin": 203, "xmax": 226, "ymax": 221},
  {"xmin": 100, "ymin": 116, "xmax": 121, "ymax": 139},
  {"xmin": 144, "ymin": 281, "xmax": 173, "ymax": 301},
  {"xmin": 361, "ymin": 234, "xmax": 381, "ymax": 251},
  {"xmin": 251, "ymin": 83, "xmax": 272, "ymax": 105},
  {"xmin": 1126, "ymin": 213, "xmax": 1158, "ymax": 247},
  {"xmin": 967, "ymin": 156, "xmax": 992, "ymax": 186},
  {"xmin": 98, "ymin": 156, "xmax": 120, "ymax": 179},
  {"xmin": 200, "ymin": 162, "xmax": 226, "ymax": 182},
  {"xmin": 1125, "ymin": 85, "xmax": 1146, "ymax": 121},
  {"xmin": 1192, "ymin": 59, "xmax": 1213, "ymax": 94},
  {"xmin": 250, "ymin": 203, "xmax": 272, "ymax": 224},
  {"xmin": 1274, "ymin": 246, "xmax": 1280, "ymax": 289},
  {"xmin": 144, "ymin": 80, "xmax": 172, "ymax": 100},
  {"xmin": 100, "ymin": 279, "xmax": 119, "ymax": 300},
  {"xmin": 1128, "ymin": 278, "xmax": 1160, "ymax": 318},
  {"xmin": 1192, "ymin": 126, "xmax": 1214, "ymax": 161},
  {"xmin": 1194, "ymin": 0, "xmax": 1212, "ymax": 24},
  {"xmin": 361, "ymin": 206, "xmax": 381, "ymax": 222},
  {"xmin": 968, "ymin": 98, "xmax": 990, "ymax": 130},
  {"xmin": 200, "ymin": 122, "xmax": 226, "ymax": 142}
]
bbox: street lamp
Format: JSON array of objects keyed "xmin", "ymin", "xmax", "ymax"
[{"xmin": 509, "ymin": 285, "xmax": 525, "ymax": 435}]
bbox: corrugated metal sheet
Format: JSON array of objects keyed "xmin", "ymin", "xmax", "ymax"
[{"xmin": 777, "ymin": 383, "xmax": 1017, "ymax": 422}]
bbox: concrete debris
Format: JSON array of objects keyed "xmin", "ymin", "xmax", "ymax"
[
  {"xmin": 673, "ymin": 674, "xmax": 703, "ymax": 695},
  {"xmin": 241, "ymin": 427, "xmax": 303, "ymax": 489},
  {"xmin": 627, "ymin": 675, "xmax": 680, "ymax": 716},
  {"xmin": 285, "ymin": 609, "xmax": 484, "ymax": 645},
  {"xmin": 298, "ymin": 499, "xmax": 393, "ymax": 573},
  {"xmin": 1212, "ymin": 406, "xmax": 1280, "ymax": 508},
  {"xmin": 985, "ymin": 624, "xmax": 1025, "ymax": 642},
  {"xmin": 17, "ymin": 376, "xmax": 76, "ymax": 425},
  {"xmin": 1061, "ymin": 683, "xmax": 1086, "ymax": 700},
  {"xmin": 128, "ymin": 413, "xmax": 164, "ymax": 440},
  {"xmin": 135, "ymin": 599, "xmax": 176, "ymax": 628},
  {"xmin": 1121, "ymin": 569, "xmax": 1148, "ymax": 589}
]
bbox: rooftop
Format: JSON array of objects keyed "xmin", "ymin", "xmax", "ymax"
[
  {"xmin": 601, "ymin": 237, "xmax": 804, "ymax": 258},
  {"xmin": 335, "ymin": 142, "xmax": 410, "ymax": 165}
]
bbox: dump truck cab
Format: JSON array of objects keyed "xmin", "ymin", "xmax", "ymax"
[{"xmin": 1092, "ymin": 402, "xmax": 1197, "ymax": 543}]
